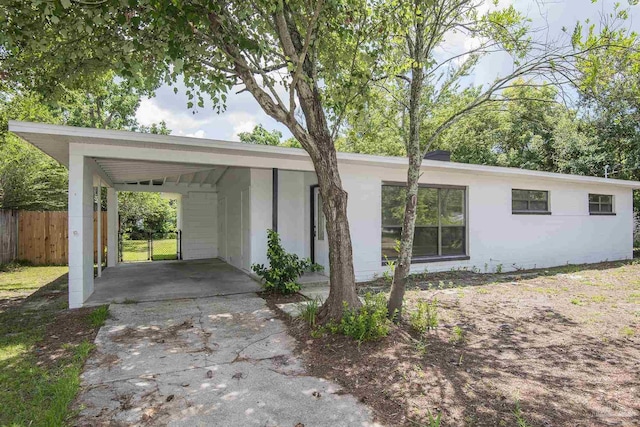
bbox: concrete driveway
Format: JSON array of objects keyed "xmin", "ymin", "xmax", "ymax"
[
  {"xmin": 76, "ymin": 294, "xmax": 380, "ymax": 426},
  {"xmin": 86, "ymin": 259, "xmax": 261, "ymax": 305}
]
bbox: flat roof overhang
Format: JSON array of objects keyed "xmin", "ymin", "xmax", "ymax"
[{"xmin": 9, "ymin": 120, "xmax": 640, "ymax": 190}]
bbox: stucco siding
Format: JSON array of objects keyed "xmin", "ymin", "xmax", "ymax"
[
  {"xmin": 277, "ymin": 170, "xmax": 306, "ymax": 257},
  {"xmin": 181, "ymin": 192, "xmax": 217, "ymax": 260},
  {"xmin": 217, "ymin": 167, "xmax": 251, "ymax": 270},
  {"xmin": 342, "ymin": 164, "xmax": 634, "ymax": 281},
  {"xmin": 249, "ymin": 168, "xmax": 271, "ymax": 270}
]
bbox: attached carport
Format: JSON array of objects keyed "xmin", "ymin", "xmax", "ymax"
[
  {"xmin": 9, "ymin": 120, "xmax": 322, "ymax": 308},
  {"xmin": 85, "ymin": 259, "xmax": 260, "ymax": 305}
]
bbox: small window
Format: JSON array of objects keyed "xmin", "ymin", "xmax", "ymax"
[
  {"xmin": 317, "ymin": 194, "xmax": 325, "ymax": 240},
  {"xmin": 512, "ymin": 189, "xmax": 549, "ymax": 214},
  {"xmin": 589, "ymin": 194, "xmax": 614, "ymax": 215}
]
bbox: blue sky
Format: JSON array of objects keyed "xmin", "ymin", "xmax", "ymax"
[{"xmin": 135, "ymin": 0, "xmax": 638, "ymax": 142}]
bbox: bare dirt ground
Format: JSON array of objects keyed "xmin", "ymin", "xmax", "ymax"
[{"xmin": 271, "ymin": 261, "xmax": 640, "ymax": 427}]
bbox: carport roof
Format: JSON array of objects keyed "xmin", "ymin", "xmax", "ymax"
[{"xmin": 9, "ymin": 120, "xmax": 640, "ymax": 189}]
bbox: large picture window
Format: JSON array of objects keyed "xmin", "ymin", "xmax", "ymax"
[{"xmin": 381, "ymin": 185, "xmax": 466, "ymax": 262}]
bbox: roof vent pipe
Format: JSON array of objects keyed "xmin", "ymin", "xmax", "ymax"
[{"xmin": 423, "ymin": 150, "xmax": 451, "ymax": 162}]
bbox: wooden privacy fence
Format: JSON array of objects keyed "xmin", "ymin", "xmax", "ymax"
[
  {"xmin": 0, "ymin": 210, "xmax": 107, "ymax": 265},
  {"xmin": 0, "ymin": 210, "xmax": 18, "ymax": 264}
]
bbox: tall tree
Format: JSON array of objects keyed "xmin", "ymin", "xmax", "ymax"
[
  {"xmin": 59, "ymin": 73, "xmax": 143, "ymax": 130},
  {"xmin": 0, "ymin": 77, "xmax": 168, "ymax": 210},
  {"xmin": 573, "ymin": 16, "xmax": 640, "ymax": 183},
  {"xmin": 374, "ymin": 0, "xmax": 603, "ymax": 318},
  {"xmin": 1, "ymin": 0, "xmax": 385, "ymax": 320},
  {"xmin": 0, "ymin": 92, "xmax": 68, "ymax": 210}
]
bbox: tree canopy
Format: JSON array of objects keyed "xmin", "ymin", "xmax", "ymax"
[{"xmin": 0, "ymin": 76, "xmax": 169, "ymax": 210}]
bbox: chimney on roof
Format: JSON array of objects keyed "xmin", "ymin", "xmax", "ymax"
[{"xmin": 424, "ymin": 150, "xmax": 451, "ymax": 162}]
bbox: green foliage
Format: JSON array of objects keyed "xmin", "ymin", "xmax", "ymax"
[
  {"xmin": 620, "ymin": 325, "xmax": 635, "ymax": 338},
  {"xmin": 426, "ymin": 410, "xmax": 443, "ymax": 427},
  {"xmin": 0, "ymin": 266, "xmax": 95, "ymax": 427},
  {"xmin": 409, "ymin": 298, "xmax": 439, "ymax": 334},
  {"xmin": 297, "ymin": 297, "xmax": 323, "ymax": 329},
  {"xmin": 382, "ymin": 256, "xmax": 395, "ymax": 284},
  {"xmin": 334, "ymin": 293, "xmax": 391, "ymax": 343},
  {"xmin": 118, "ymin": 192, "xmax": 177, "ymax": 237},
  {"xmin": 252, "ymin": 229, "xmax": 311, "ymax": 295},
  {"xmin": 513, "ymin": 400, "xmax": 532, "ymax": 427},
  {"xmin": 87, "ymin": 305, "xmax": 109, "ymax": 328},
  {"xmin": 0, "ymin": 76, "xmax": 168, "ymax": 211},
  {"xmin": 450, "ymin": 325, "xmax": 465, "ymax": 344},
  {"xmin": 0, "ymin": 0, "xmax": 382, "ymax": 144},
  {"xmin": 0, "ymin": 92, "xmax": 68, "ymax": 210},
  {"xmin": 238, "ymin": 124, "xmax": 283, "ymax": 146}
]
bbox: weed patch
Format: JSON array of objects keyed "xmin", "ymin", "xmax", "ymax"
[
  {"xmin": 450, "ymin": 325, "xmax": 465, "ymax": 344},
  {"xmin": 297, "ymin": 297, "xmax": 322, "ymax": 329},
  {"xmin": 620, "ymin": 325, "xmax": 635, "ymax": 338},
  {"xmin": 88, "ymin": 305, "xmax": 109, "ymax": 328},
  {"xmin": 409, "ymin": 298, "xmax": 438, "ymax": 334},
  {"xmin": 330, "ymin": 293, "xmax": 391, "ymax": 343}
]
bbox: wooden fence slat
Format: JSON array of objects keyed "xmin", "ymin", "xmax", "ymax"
[
  {"xmin": 1, "ymin": 210, "xmax": 107, "ymax": 266},
  {"xmin": 0, "ymin": 210, "xmax": 18, "ymax": 264}
]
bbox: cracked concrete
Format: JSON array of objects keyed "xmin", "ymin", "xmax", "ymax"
[{"xmin": 76, "ymin": 293, "xmax": 381, "ymax": 426}]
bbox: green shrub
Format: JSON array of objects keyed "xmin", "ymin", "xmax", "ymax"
[
  {"xmin": 336, "ymin": 292, "xmax": 391, "ymax": 343},
  {"xmin": 409, "ymin": 298, "xmax": 438, "ymax": 334},
  {"xmin": 251, "ymin": 229, "xmax": 311, "ymax": 294}
]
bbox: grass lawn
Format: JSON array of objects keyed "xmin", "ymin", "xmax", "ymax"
[
  {"xmin": 0, "ymin": 263, "xmax": 107, "ymax": 427},
  {"xmin": 0, "ymin": 265, "xmax": 68, "ymax": 295},
  {"xmin": 280, "ymin": 260, "xmax": 640, "ymax": 427},
  {"xmin": 121, "ymin": 238, "xmax": 177, "ymax": 262}
]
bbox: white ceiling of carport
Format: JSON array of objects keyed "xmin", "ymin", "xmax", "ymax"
[{"xmin": 93, "ymin": 158, "xmax": 225, "ymax": 187}]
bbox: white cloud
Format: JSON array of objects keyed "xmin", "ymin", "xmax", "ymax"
[
  {"xmin": 186, "ymin": 130, "xmax": 206, "ymax": 138},
  {"xmin": 136, "ymin": 98, "xmax": 213, "ymax": 133},
  {"xmin": 227, "ymin": 112, "xmax": 259, "ymax": 138}
]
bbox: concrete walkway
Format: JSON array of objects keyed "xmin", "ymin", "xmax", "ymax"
[
  {"xmin": 86, "ymin": 259, "xmax": 261, "ymax": 305},
  {"xmin": 76, "ymin": 294, "xmax": 380, "ymax": 426}
]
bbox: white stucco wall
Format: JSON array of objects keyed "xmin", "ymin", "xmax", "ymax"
[
  {"xmin": 277, "ymin": 170, "xmax": 306, "ymax": 257},
  {"xmin": 217, "ymin": 167, "xmax": 251, "ymax": 271},
  {"xmin": 181, "ymin": 191, "xmax": 217, "ymax": 260},
  {"xmin": 249, "ymin": 168, "xmax": 271, "ymax": 269},
  {"xmin": 218, "ymin": 165, "xmax": 635, "ymax": 283},
  {"xmin": 247, "ymin": 169, "xmax": 315, "ymax": 269},
  {"xmin": 68, "ymin": 152, "xmax": 95, "ymax": 308},
  {"xmin": 340, "ymin": 164, "xmax": 635, "ymax": 281}
]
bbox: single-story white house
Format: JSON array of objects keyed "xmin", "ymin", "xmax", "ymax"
[{"xmin": 9, "ymin": 120, "xmax": 640, "ymax": 308}]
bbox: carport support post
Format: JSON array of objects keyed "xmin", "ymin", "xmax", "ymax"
[
  {"xmin": 96, "ymin": 181, "xmax": 102, "ymax": 278},
  {"xmin": 107, "ymin": 188, "xmax": 118, "ymax": 267},
  {"xmin": 272, "ymin": 168, "xmax": 278, "ymax": 232},
  {"xmin": 68, "ymin": 149, "xmax": 94, "ymax": 308}
]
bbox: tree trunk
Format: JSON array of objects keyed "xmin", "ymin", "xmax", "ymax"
[
  {"xmin": 387, "ymin": 19, "xmax": 425, "ymax": 320},
  {"xmin": 296, "ymin": 89, "xmax": 361, "ymax": 322},
  {"xmin": 315, "ymin": 153, "xmax": 361, "ymax": 321},
  {"xmin": 219, "ymin": 7, "xmax": 362, "ymax": 322}
]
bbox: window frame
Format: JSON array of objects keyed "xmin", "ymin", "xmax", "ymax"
[
  {"xmin": 588, "ymin": 193, "xmax": 615, "ymax": 215},
  {"xmin": 381, "ymin": 183, "xmax": 469, "ymax": 265},
  {"xmin": 511, "ymin": 189, "xmax": 551, "ymax": 215}
]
